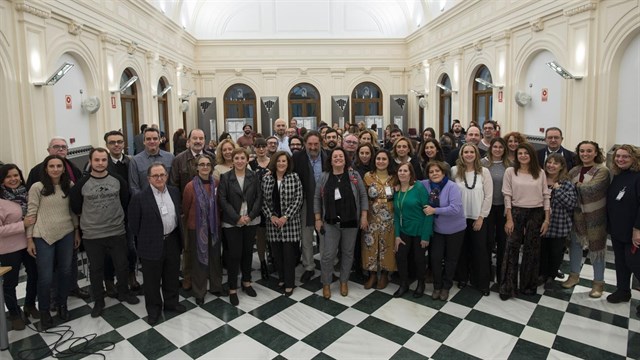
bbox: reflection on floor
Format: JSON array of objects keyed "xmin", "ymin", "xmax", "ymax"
[{"xmin": 3, "ymin": 243, "xmax": 639, "ymax": 360}]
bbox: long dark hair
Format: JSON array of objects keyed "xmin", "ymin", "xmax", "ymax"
[
  {"xmin": 369, "ymin": 148, "xmax": 397, "ymax": 176},
  {"xmin": 513, "ymin": 143, "xmax": 542, "ymax": 179},
  {"xmin": 418, "ymin": 139, "xmax": 445, "ymax": 166},
  {"xmin": 40, "ymin": 155, "xmax": 71, "ymax": 197},
  {"xmin": 354, "ymin": 143, "xmax": 376, "ymax": 169},
  {"xmin": 0, "ymin": 164, "xmax": 26, "ymax": 192}
]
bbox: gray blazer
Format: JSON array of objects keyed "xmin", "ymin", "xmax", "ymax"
[{"xmin": 313, "ymin": 168, "xmax": 368, "ymax": 223}]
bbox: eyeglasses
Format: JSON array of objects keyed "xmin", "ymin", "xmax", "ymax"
[
  {"xmin": 197, "ymin": 163, "xmax": 212, "ymax": 167},
  {"xmin": 51, "ymin": 145, "xmax": 68, "ymax": 150},
  {"xmin": 148, "ymin": 174, "xmax": 167, "ymax": 180},
  {"xmin": 345, "ymin": 140, "xmax": 358, "ymax": 145},
  {"xmin": 107, "ymin": 140, "xmax": 125, "ymax": 146},
  {"xmin": 267, "ymin": 142, "xmax": 277, "ymax": 146}
]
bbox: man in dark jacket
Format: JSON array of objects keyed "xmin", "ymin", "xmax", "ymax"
[{"xmin": 536, "ymin": 127, "xmax": 575, "ymax": 170}]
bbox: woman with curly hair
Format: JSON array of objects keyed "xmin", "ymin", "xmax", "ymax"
[
  {"xmin": 503, "ymin": 131, "xmax": 527, "ymax": 164},
  {"xmin": 562, "ymin": 141, "xmax": 609, "ymax": 298}
]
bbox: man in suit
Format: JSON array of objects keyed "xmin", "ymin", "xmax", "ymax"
[
  {"xmin": 446, "ymin": 125, "xmax": 486, "ymax": 166},
  {"xmin": 128, "ymin": 162, "xmax": 185, "ymax": 325},
  {"xmin": 292, "ymin": 131, "xmax": 326, "ymax": 282},
  {"xmin": 536, "ymin": 127, "xmax": 575, "ymax": 170}
]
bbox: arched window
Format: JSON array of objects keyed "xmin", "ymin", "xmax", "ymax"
[
  {"xmin": 289, "ymin": 83, "xmax": 320, "ymax": 130},
  {"xmin": 351, "ymin": 82, "xmax": 382, "ymax": 127},
  {"xmin": 157, "ymin": 78, "xmax": 170, "ymax": 150},
  {"xmin": 439, "ymin": 74, "xmax": 452, "ymax": 133},
  {"xmin": 472, "ymin": 65, "xmax": 493, "ymax": 126},
  {"xmin": 120, "ymin": 68, "xmax": 139, "ymax": 154},
  {"xmin": 223, "ymin": 84, "xmax": 256, "ymax": 141}
]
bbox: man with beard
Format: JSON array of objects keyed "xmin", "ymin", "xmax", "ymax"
[
  {"xmin": 450, "ymin": 120, "xmax": 465, "ymax": 148},
  {"xmin": 446, "ymin": 125, "xmax": 486, "ymax": 166},
  {"xmin": 274, "ymin": 118, "xmax": 291, "ymax": 154},
  {"xmin": 70, "ymin": 148, "xmax": 140, "ymax": 318},
  {"xmin": 288, "ymin": 135, "xmax": 304, "ymax": 154},
  {"xmin": 237, "ymin": 124, "xmax": 254, "ymax": 149},
  {"xmin": 170, "ymin": 129, "xmax": 219, "ymax": 292},
  {"xmin": 292, "ymin": 131, "xmax": 326, "ymax": 283},
  {"xmin": 323, "ymin": 128, "xmax": 339, "ymax": 151}
]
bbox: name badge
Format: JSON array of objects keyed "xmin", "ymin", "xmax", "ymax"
[
  {"xmin": 385, "ymin": 186, "xmax": 393, "ymax": 197},
  {"xmin": 160, "ymin": 205, "xmax": 168, "ymax": 215},
  {"xmin": 335, "ymin": 188, "xmax": 342, "ymax": 200}
]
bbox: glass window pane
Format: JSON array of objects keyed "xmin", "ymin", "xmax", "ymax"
[
  {"xmin": 243, "ymin": 104, "xmax": 254, "ymax": 119},
  {"xmin": 292, "ymin": 103, "xmax": 303, "ymax": 117},
  {"xmin": 125, "ymin": 101, "xmax": 134, "ymax": 153},
  {"xmin": 306, "ymin": 103, "xmax": 316, "ymax": 116},
  {"xmin": 477, "ymin": 95, "xmax": 486, "ymax": 124}
]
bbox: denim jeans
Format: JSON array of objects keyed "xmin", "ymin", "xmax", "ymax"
[
  {"xmin": 35, "ymin": 232, "xmax": 74, "ymax": 311},
  {"xmin": 569, "ymin": 232, "xmax": 604, "ymax": 281}
]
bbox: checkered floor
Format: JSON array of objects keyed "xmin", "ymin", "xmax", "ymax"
[{"xmin": 3, "ymin": 242, "xmax": 639, "ymax": 360}]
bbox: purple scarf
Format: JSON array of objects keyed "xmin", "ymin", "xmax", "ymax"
[{"xmin": 193, "ymin": 175, "xmax": 218, "ymax": 266}]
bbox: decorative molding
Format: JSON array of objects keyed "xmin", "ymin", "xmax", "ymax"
[
  {"xmin": 564, "ymin": 2, "xmax": 597, "ymax": 17},
  {"xmin": 437, "ymin": 54, "xmax": 447, "ymax": 63},
  {"xmin": 15, "ymin": 2, "xmax": 51, "ymax": 19},
  {"xmin": 449, "ymin": 47, "xmax": 464, "ymax": 57},
  {"xmin": 363, "ymin": 67, "xmax": 371, "ymax": 74},
  {"xmin": 473, "ymin": 41, "xmax": 483, "ymax": 52},
  {"xmin": 491, "ymin": 31, "xmax": 511, "ymax": 42},
  {"xmin": 235, "ymin": 69, "xmax": 242, "ymax": 76},
  {"xmin": 128, "ymin": 42, "xmax": 138, "ymax": 55},
  {"xmin": 299, "ymin": 67, "xmax": 307, "ymax": 75},
  {"xmin": 159, "ymin": 56, "xmax": 168, "ymax": 67},
  {"xmin": 68, "ymin": 21, "xmax": 83, "ymax": 36},
  {"xmin": 100, "ymin": 32, "xmax": 120, "ymax": 46},
  {"xmin": 530, "ymin": 18, "xmax": 544, "ymax": 32}
]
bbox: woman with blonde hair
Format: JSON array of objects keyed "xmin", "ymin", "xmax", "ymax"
[{"xmin": 214, "ymin": 138, "xmax": 238, "ymax": 182}]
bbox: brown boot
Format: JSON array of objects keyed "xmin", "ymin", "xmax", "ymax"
[
  {"xmin": 340, "ymin": 282, "xmax": 349, "ymax": 297},
  {"xmin": 364, "ymin": 273, "xmax": 377, "ymax": 289},
  {"xmin": 182, "ymin": 276, "xmax": 192, "ymax": 291},
  {"xmin": 561, "ymin": 272, "xmax": 580, "ymax": 289},
  {"xmin": 10, "ymin": 313, "xmax": 25, "ymax": 330},
  {"xmin": 589, "ymin": 281, "xmax": 605, "ymax": 298},
  {"xmin": 323, "ymin": 285, "xmax": 331, "ymax": 299},
  {"xmin": 376, "ymin": 271, "xmax": 389, "ymax": 289}
]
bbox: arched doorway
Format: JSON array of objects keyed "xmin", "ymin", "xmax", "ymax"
[{"xmin": 120, "ymin": 68, "xmax": 139, "ymax": 154}]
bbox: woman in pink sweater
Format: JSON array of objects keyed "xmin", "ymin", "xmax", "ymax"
[{"xmin": 0, "ymin": 164, "xmax": 38, "ymax": 330}]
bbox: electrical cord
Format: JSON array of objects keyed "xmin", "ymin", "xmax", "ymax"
[{"xmin": 16, "ymin": 322, "xmax": 116, "ymax": 360}]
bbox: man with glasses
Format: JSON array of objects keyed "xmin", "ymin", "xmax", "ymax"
[
  {"xmin": 170, "ymin": 129, "xmax": 217, "ymax": 292},
  {"xmin": 266, "ymin": 136, "xmax": 279, "ymax": 157},
  {"xmin": 129, "ymin": 127, "xmax": 175, "ymax": 195},
  {"xmin": 536, "ymin": 127, "xmax": 575, "ymax": 170},
  {"xmin": 26, "ymin": 137, "xmax": 89, "ymax": 300},
  {"xmin": 478, "ymin": 120, "xmax": 496, "ymax": 152},
  {"xmin": 128, "ymin": 163, "xmax": 185, "ymax": 325},
  {"xmin": 343, "ymin": 134, "xmax": 359, "ymax": 165}
]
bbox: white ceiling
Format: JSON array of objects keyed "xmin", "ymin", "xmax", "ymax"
[{"xmin": 147, "ymin": 0, "xmax": 454, "ymax": 40}]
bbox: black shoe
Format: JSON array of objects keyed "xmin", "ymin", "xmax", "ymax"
[
  {"xmin": 105, "ymin": 281, "xmax": 118, "ymax": 298},
  {"xmin": 520, "ymin": 288, "xmax": 536, "ymax": 296},
  {"xmin": 284, "ymin": 288, "xmax": 294, "ymax": 297},
  {"xmin": 91, "ymin": 301, "xmax": 105, "ymax": 318},
  {"xmin": 393, "ymin": 284, "xmax": 409, "ymax": 298},
  {"xmin": 24, "ymin": 305, "xmax": 40, "ymax": 319},
  {"xmin": 209, "ymin": 287, "xmax": 229, "ymax": 297},
  {"xmin": 413, "ymin": 281, "xmax": 425, "ymax": 298},
  {"xmin": 119, "ymin": 292, "xmax": 140, "ymax": 305},
  {"xmin": 499, "ymin": 293, "xmax": 511, "ymax": 301},
  {"xmin": 147, "ymin": 314, "xmax": 159, "ymax": 326},
  {"xmin": 482, "ymin": 289, "xmax": 490, "ymax": 296},
  {"xmin": 70, "ymin": 288, "xmax": 90, "ymax": 300},
  {"xmin": 196, "ymin": 298, "xmax": 204, "ymax": 306},
  {"xmin": 39, "ymin": 311, "xmax": 53, "ymax": 331},
  {"xmin": 229, "ymin": 293, "xmax": 239, "ymax": 306},
  {"xmin": 543, "ymin": 277, "xmax": 556, "ymax": 290},
  {"xmin": 164, "ymin": 304, "xmax": 187, "ymax": 313},
  {"xmin": 242, "ymin": 285, "xmax": 257, "ymax": 297},
  {"xmin": 606, "ymin": 290, "xmax": 631, "ymax": 303},
  {"xmin": 57, "ymin": 305, "xmax": 69, "ymax": 321},
  {"xmin": 300, "ymin": 270, "xmax": 314, "ymax": 283},
  {"xmin": 457, "ymin": 281, "xmax": 467, "ymax": 289},
  {"xmin": 556, "ymin": 270, "xmax": 565, "ymax": 279},
  {"xmin": 260, "ymin": 260, "xmax": 269, "ymax": 280}
]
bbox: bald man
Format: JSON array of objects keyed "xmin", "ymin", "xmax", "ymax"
[{"xmin": 274, "ymin": 118, "xmax": 291, "ymax": 154}]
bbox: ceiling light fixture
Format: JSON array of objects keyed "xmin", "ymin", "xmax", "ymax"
[
  {"xmin": 34, "ymin": 62, "xmax": 74, "ymax": 86},
  {"xmin": 546, "ymin": 61, "xmax": 582, "ymax": 80},
  {"xmin": 475, "ymin": 78, "xmax": 503, "ymax": 89}
]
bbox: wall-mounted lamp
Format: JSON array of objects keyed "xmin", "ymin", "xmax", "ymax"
[
  {"xmin": 546, "ymin": 61, "xmax": 582, "ymax": 80},
  {"xmin": 475, "ymin": 78, "xmax": 503, "ymax": 89},
  {"xmin": 180, "ymin": 90, "xmax": 196, "ymax": 101},
  {"xmin": 112, "ymin": 75, "xmax": 138, "ymax": 94},
  {"xmin": 154, "ymin": 85, "xmax": 173, "ymax": 98},
  {"xmin": 409, "ymin": 89, "xmax": 428, "ymax": 96},
  {"xmin": 437, "ymin": 83, "xmax": 457, "ymax": 93},
  {"xmin": 34, "ymin": 62, "xmax": 74, "ymax": 86}
]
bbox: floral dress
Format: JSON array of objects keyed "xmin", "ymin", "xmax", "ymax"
[{"xmin": 362, "ymin": 172, "xmax": 397, "ymax": 271}]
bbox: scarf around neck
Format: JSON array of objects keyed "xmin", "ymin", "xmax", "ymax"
[
  {"xmin": 194, "ymin": 175, "xmax": 218, "ymax": 266},
  {"xmin": 1, "ymin": 184, "xmax": 28, "ymax": 216}
]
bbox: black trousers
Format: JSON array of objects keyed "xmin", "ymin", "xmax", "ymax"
[
  {"xmin": 141, "ymin": 232, "xmax": 181, "ymax": 318},
  {"xmin": 271, "ymin": 241, "xmax": 298, "ymax": 289},
  {"xmin": 396, "ymin": 232, "xmax": 426, "ymax": 285},
  {"xmin": 84, "ymin": 234, "xmax": 131, "ymax": 301},
  {"xmin": 539, "ymin": 236, "xmax": 565, "ymax": 279},
  {"xmin": 455, "ymin": 219, "xmax": 490, "ymax": 292},
  {"xmin": 612, "ymin": 237, "xmax": 640, "ymax": 292},
  {"xmin": 486, "ymin": 204, "xmax": 506, "ymax": 282},
  {"xmin": 223, "ymin": 225, "xmax": 257, "ymax": 290},
  {"xmin": 0, "ymin": 249, "xmax": 37, "ymax": 314},
  {"xmin": 430, "ymin": 230, "xmax": 465, "ymax": 290},
  {"xmin": 188, "ymin": 230, "xmax": 224, "ymax": 299},
  {"xmin": 104, "ymin": 231, "xmax": 137, "ymax": 280}
]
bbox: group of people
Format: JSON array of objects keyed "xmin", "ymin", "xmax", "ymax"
[{"xmin": 1, "ymin": 118, "xmax": 639, "ymax": 332}]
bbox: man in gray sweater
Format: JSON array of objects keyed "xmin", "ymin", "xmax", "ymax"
[{"xmin": 70, "ymin": 147, "xmax": 140, "ymax": 318}]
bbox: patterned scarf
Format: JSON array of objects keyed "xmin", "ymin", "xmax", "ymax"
[
  {"xmin": 1, "ymin": 184, "xmax": 28, "ymax": 216},
  {"xmin": 193, "ymin": 176, "xmax": 218, "ymax": 266},
  {"xmin": 428, "ymin": 176, "xmax": 449, "ymax": 209}
]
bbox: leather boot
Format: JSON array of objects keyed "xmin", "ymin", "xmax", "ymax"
[
  {"xmin": 413, "ymin": 280, "xmax": 425, "ymax": 298},
  {"xmin": 393, "ymin": 282, "xmax": 409, "ymax": 298},
  {"xmin": 561, "ymin": 272, "xmax": 580, "ymax": 289},
  {"xmin": 39, "ymin": 311, "xmax": 53, "ymax": 331},
  {"xmin": 260, "ymin": 260, "xmax": 269, "ymax": 280},
  {"xmin": 57, "ymin": 305, "xmax": 69, "ymax": 322},
  {"xmin": 322, "ymin": 285, "xmax": 331, "ymax": 299},
  {"xmin": 340, "ymin": 282, "xmax": 349, "ymax": 297},
  {"xmin": 376, "ymin": 271, "xmax": 389, "ymax": 289},
  {"xmin": 589, "ymin": 280, "xmax": 605, "ymax": 298},
  {"xmin": 364, "ymin": 273, "xmax": 377, "ymax": 289}
]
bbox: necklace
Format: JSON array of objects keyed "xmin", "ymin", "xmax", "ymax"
[
  {"xmin": 396, "ymin": 185, "xmax": 412, "ymax": 227},
  {"xmin": 464, "ymin": 171, "xmax": 478, "ymax": 189}
]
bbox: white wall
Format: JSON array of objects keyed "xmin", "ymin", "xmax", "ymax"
[
  {"xmin": 522, "ymin": 51, "xmax": 563, "ymax": 136},
  {"xmin": 52, "ymin": 53, "xmax": 91, "ymax": 147},
  {"xmin": 615, "ymin": 34, "xmax": 640, "ymax": 146}
]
